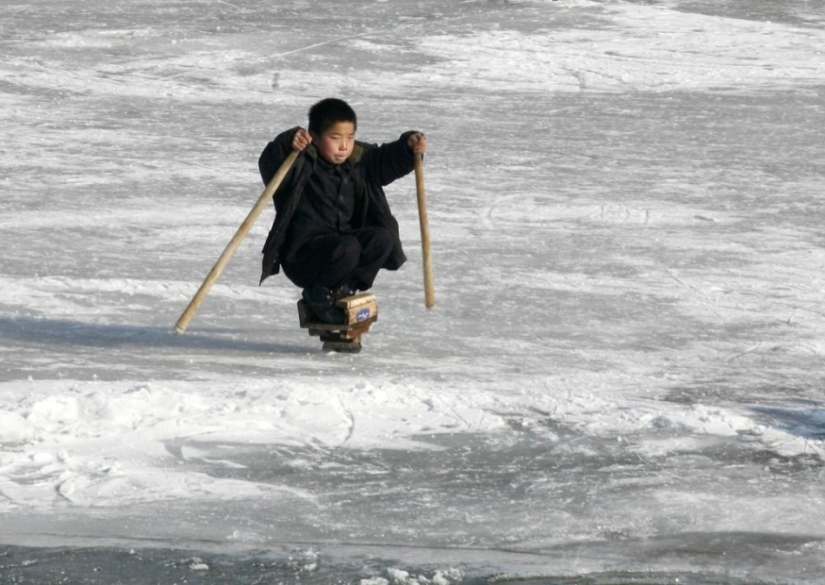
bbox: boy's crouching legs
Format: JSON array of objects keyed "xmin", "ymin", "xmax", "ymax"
[
  {"xmin": 285, "ymin": 229, "xmax": 393, "ymax": 324},
  {"xmin": 350, "ymin": 227, "xmax": 394, "ymax": 292}
]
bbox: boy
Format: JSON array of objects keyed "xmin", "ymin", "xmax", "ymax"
[{"xmin": 258, "ymin": 98, "xmax": 426, "ymax": 323}]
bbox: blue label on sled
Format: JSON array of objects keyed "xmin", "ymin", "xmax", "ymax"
[{"xmin": 357, "ymin": 308, "xmax": 371, "ymax": 322}]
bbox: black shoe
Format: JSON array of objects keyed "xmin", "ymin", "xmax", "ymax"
[
  {"xmin": 302, "ymin": 286, "xmax": 345, "ymax": 324},
  {"xmin": 332, "ymin": 283, "xmax": 357, "ymax": 302}
]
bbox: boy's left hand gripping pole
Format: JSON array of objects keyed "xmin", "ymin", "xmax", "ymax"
[{"xmin": 175, "ymin": 150, "xmax": 300, "ymax": 334}]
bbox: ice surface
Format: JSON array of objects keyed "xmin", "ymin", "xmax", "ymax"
[{"xmin": 1, "ymin": 0, "xmax": 824, "ymax": 582}]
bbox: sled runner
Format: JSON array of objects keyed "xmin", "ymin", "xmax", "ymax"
[{"xmin": 297, "ymin": 293, "xmax": 379, "ymax": 353}]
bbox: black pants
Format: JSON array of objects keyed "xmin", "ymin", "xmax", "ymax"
[{"xmin": 282, "ymin": 228, "xmax": 394, "ymax": 292}]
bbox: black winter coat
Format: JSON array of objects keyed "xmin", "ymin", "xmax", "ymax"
[{"xmin": 257, "ymin": 127, "xmax": 414, "ymax": 284}]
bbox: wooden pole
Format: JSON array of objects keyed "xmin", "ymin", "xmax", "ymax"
[
  {"xmin": 175, "ymin": 150, "xmax": 300, "ymax": 334},
  {"xmin": 414, "ymin": 154, "xmax": 436, "ymax": 309}
]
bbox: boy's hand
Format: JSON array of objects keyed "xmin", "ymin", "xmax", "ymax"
[
  {"xmin": 408, "ymin": 132, "xmax": 426, "ymax": 155},
  {"xmin": 292, "ymin": 128, "xmax": 312, "ymax": 151}
]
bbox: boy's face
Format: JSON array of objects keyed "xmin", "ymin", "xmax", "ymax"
[{"xmin": 312, "ymin": 121, "xmax": 356, "ymax": 165}]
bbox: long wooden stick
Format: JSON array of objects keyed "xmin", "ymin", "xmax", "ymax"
[
  {"xmin": 414, "ymin": 154, "xmax": 435, "ymax": 309},
  {"xmin": 175, "ymin": 150, "xmax": 300, "ymax": 334}
]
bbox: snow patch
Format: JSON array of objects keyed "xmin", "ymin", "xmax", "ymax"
[{"xmin": 415, "ymin": 4, "xmax": 825, "ymax": 92}]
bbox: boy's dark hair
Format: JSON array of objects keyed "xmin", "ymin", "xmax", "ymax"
[{"xmin": 308, "ymin": 98, "xmax": 357, "ymax": 136}]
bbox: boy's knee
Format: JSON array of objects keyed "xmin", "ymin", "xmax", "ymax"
[
  {"xmin": 366, "ymin": 227, "xmax": 393, "ymax": 250},
  {"xmin": 336, "ymin": 236, "xmax": 362, "ymax": 265},
  {"xmin": 377, "ymin": 227, "xmax": 393, "ymax": 246}
]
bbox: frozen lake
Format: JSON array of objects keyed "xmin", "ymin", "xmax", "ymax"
[{"xmin": 1, "ymin": 0, "xmax": 824, "ymax": 582}]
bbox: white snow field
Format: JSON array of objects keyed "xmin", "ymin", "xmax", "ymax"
[{"xmin": 1, "ymin": 0, "xmax": 824, "ymax": 582}]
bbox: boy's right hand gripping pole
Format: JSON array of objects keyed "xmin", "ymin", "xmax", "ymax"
[
  {"xmin": 415, "ymin": 153, "xmax": 436, "ymax": 309},
  {"xmin": 175, "ymin": 150, "xmax": 300, "ymax": 334}
]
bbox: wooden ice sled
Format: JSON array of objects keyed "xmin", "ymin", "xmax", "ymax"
[{"xmin": 297, "ymin": 293, "xmax": 378, "ymax": 353}]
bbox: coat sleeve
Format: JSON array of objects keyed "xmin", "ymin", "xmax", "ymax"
[
  {"xmin": 359, "ymin": 131, "xmax": 418, "ymax": 187},
  {"xmin": 258, "ymin": 127, "xmax": 300, "ymax": 185},
  {"xmin": 257, "ymin": 127, "xmax": 304, "ymax": 283},
  {"xmin": 356, "ymin": 132, "xmax": 417, "ymax": 272}
]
